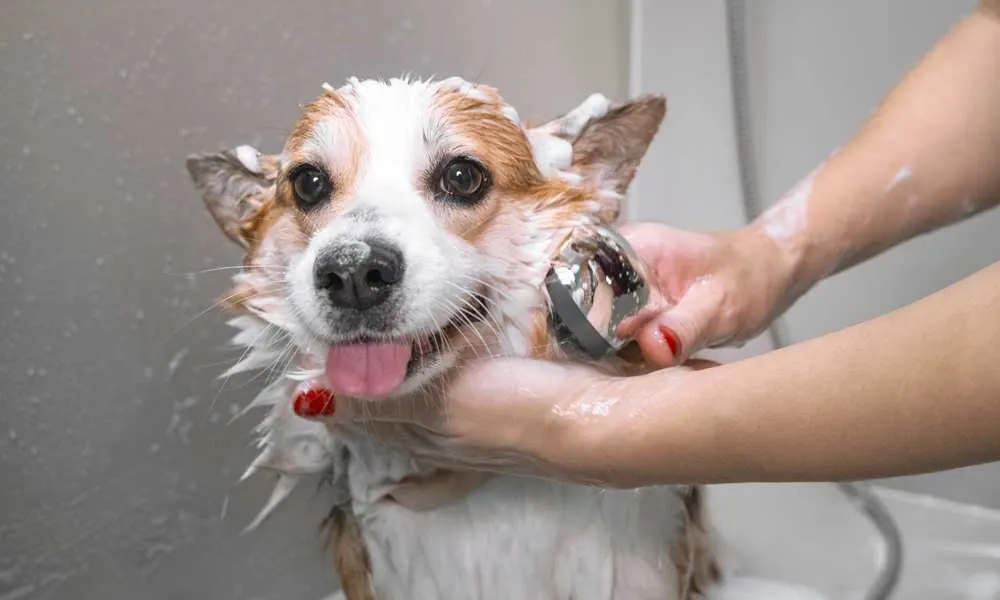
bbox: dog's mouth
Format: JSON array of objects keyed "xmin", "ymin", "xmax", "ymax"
[{"xmin": 323, "ymin": 292, "xmax": 490, "ymax": 398}]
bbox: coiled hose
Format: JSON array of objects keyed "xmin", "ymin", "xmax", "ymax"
[{"xmin": 722, "ymin": 2, "xmax": 904, "ymax": 598}]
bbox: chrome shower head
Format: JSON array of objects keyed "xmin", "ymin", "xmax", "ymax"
[{"xmin": 544, "ymin": 225, "xmax": 651, "ymax": 359}]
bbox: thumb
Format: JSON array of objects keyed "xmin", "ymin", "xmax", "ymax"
[{"xmin": 634, "ymin": 281, "xmax": 723, "ymax": 367}]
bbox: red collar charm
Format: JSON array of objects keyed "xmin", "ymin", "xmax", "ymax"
[{"xmin": 292, "ymin": 386, "xmax": 336, "ymax": 418}]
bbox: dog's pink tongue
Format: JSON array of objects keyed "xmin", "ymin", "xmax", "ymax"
[{"xmin": 325, "ymin": 342, "xmax": 411, "ymax": 397}]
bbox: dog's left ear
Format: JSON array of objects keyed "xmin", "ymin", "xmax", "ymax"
[
  {"xmin": 532, "ymin": 94, "xmax": 666, "ymax": 194},
  {"xmin": 185, "ymin": 145, "xmax": 280, "ymax": 248}
]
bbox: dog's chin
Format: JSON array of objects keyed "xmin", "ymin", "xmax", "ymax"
[{"xmin": 311, "ymin": 292, "xmax": 489, "ymax": 400}]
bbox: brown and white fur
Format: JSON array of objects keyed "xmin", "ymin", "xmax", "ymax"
[{"xmin": 186, "ymin": 76, "xmax": 721, "ymax": 600}]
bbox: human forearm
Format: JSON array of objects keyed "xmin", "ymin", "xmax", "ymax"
[
  {"xmin": 609, "ymin": 260, "xmax": 1000, "ymax": 486},
  {"xmin": 318, "ymin": 259, "xmax": 1000, "ymax": 487},
  {"xmin": 751, "ymin": 5, "xmax": 1000, "ymax": 299}
]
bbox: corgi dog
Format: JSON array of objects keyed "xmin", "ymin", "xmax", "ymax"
[{"xmin": 186, "ymin": 76, "xmax": 721, "ymax": 600}]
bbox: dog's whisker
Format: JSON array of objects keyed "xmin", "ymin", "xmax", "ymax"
[
  {"xmin": 424, "ymin": 302, "xmax": 464, "ymax": 361},
  {"xmin": 446, "ymin": 298, "xmax": 497, "ymax": 354},
  {"xmin": 439, "ymin": 301, "xmax": 487, "ymax": 361},
  {"xmin": 268, "ymin": 341, "xmax": 301, "ymax": 388},
  {"xmin": 252, "ymin": 337, "xmax": 295, "ymax": 389},
  {"xmin": 438, "ymin": 296, "xmax": 504, "ymax": 362},
  {"xmin": 208, "ymin": 321, "xmax": 279, "ymax": 413},
  {"xmin": 452, "ymin": 273, "xmax": 516, "ymax": 303},
  {"xmin": 442, "ymin": 286, "xmax": 509, "ymax": 351},
  {"xmin": 166, "ymin": 281, "xmax": 288, "ymax": 346},
  {"xmin": 166, "ymin": 264, "xmax": 290, "ymax": 277},
  {"xmin": 431, "ymin": 292, "xmax": 491, "ymax": 358}
]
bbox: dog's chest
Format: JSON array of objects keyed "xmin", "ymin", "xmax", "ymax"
[{"xmin": 342, "ymin": 436, "xmax": 686, "ymax": 600}]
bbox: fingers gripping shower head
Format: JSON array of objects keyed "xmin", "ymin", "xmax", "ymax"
[{"xmin": 545, "ymin": 226, "xmax": 651, "ymax": 359}]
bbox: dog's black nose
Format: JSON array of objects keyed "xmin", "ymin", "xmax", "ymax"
[{"xmin": 314, "ymin": 240, "xmax": 405, "ymax": 311}]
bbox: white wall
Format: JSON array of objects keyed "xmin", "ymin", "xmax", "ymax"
[
  {"xmin": 631, "ymin": 0, "xmax": 1000, "ymax": 507},
  {"xmin": 628, "ymin": 0, "xmax": 775, "ymax": 362}
]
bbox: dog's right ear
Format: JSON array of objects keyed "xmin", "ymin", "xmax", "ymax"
[
  {"xmin": 185, "ymin": 145, "xmax": 280, "ymax": 248},
  {"xmin": 529, "ymin": 94, "xmax": 666, "ymax": 196}
]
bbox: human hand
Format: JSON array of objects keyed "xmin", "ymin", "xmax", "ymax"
[
  {"xmin": 306, "ymin": 356, "xmax": 719, "ymax": 489},
  {"xmin": 616, "ymin": 223, "xmax": 799, "ymax": 366},
  {"xmin": 317, "ymin": 358, "xmax": 612, "ymax": 482}
]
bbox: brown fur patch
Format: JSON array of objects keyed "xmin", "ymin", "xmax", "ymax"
[
  {"xmin": 570, "ymin": 96, "xmax": 667, "ymax": 195},
  {"xmin": 326, "ymin": 506, "xmax": 377, "ymax": 600},
  {"xmin": 281, "ymin": 88, "xmax": 366, "ymax": 236},
  {"xmin": 432, "ymin": 87, "xmax": 543, "ymax": 193},
  {"xmin": 430, "ymin": 86, "xmax": 549, "ymax": 246},
  {"xmin": 238, "ymin": 197, "xmax": 284, "ymax": 263},
  {"xmin": 527, "ymin": 308, "xmax": 560, "ymax": 360},
  {"xmin": 675, "ymin": 487, "xmax": 723, "ymax": 599}
]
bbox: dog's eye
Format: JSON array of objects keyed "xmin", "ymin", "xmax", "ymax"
[
  {"xmin": 291, "ymin": 166, "xmax": 332, "ymax": 209},
  {"xmin": 439, "ymin": 160, "xmax": 486, "ymax": 202}
]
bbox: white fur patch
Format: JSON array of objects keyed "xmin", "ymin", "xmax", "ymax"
[
  {"xmin": 223, "ymin": 312, "xmax": 337, "ymax": 531},
  {"xmin": 439, "ymin": 75, "xmax": 492, "ymax": 103},
  {"xmin": 235, "ymin": 144, "xmax": 262, "ymax": 173},
  {"xmin": 526, "ymin": 93, "xmax": 611, "ymax": 181},
  {"xmin": 543, "ymin": 93, "xmax": 611, "ymax": 138},
  {"xmin": 526, "ymin": 128, "xmax": 575, "ymax": 178}
]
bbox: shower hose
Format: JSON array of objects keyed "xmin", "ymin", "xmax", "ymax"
[{"xmin": 722, "ymin": 2, "xmax": 904, "ymax": 598}]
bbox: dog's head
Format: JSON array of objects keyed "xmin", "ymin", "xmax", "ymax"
[{"xmin": 188, "ymin": 77, "xmax": 665, "ymax": 400}]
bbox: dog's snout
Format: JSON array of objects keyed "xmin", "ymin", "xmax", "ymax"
[{"xmin": 314, "ymin": 240, "xmax": 405, "ymax": 311}]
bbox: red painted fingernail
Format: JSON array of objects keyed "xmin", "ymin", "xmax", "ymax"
[
  {"xmin": 658, "ymin": 326, "xmax": 682, "ymax": 358},
  {"xmin": 293, "ymin": 387, "xmax": 335, "ymax": 418}
]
